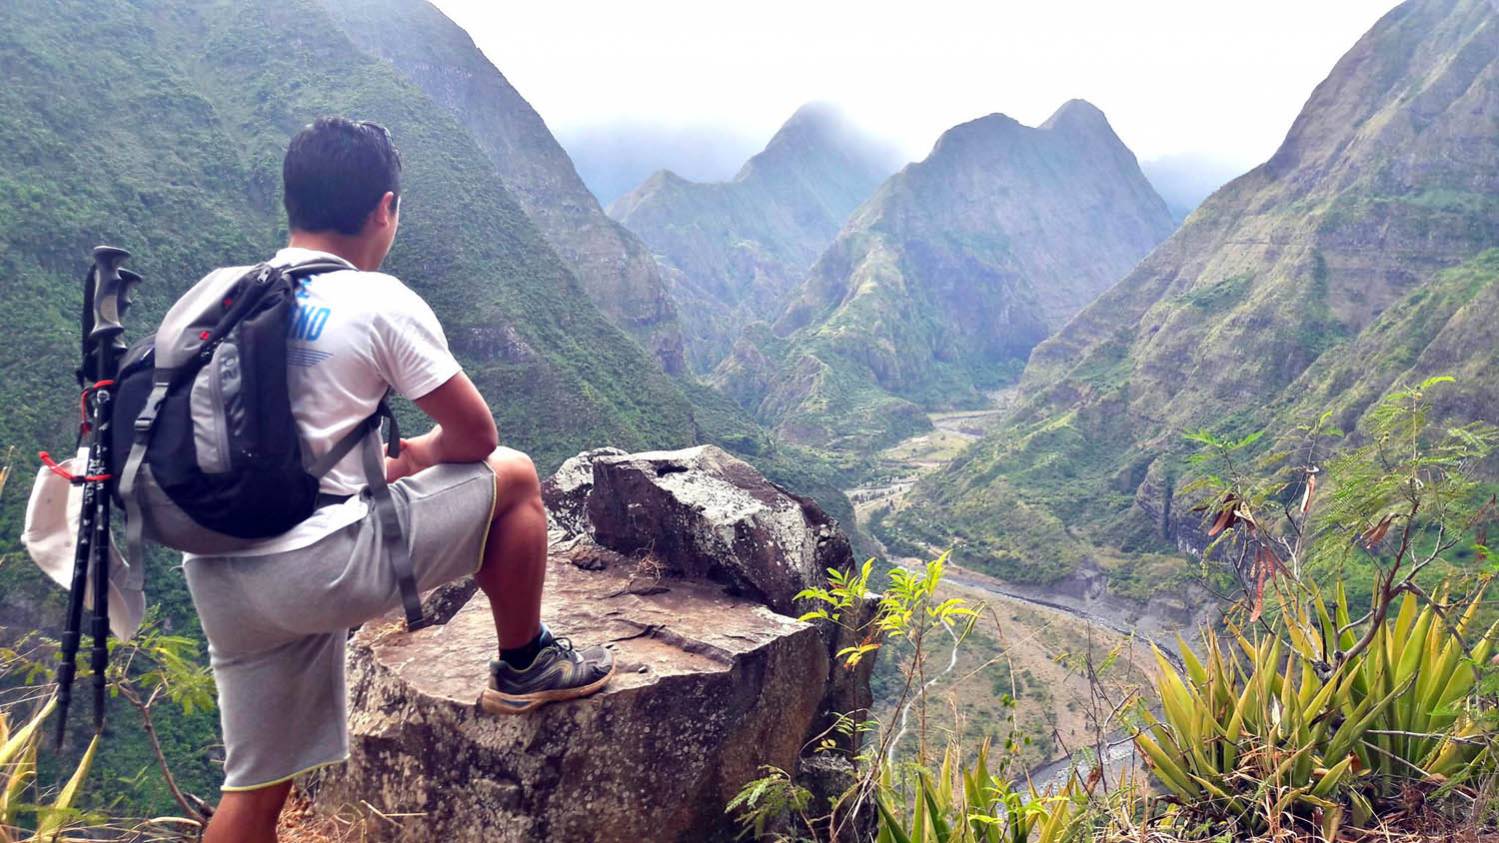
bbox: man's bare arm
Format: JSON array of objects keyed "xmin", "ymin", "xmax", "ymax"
[{"xmin": 386, "ymin": 372, "xmax": 498, "ymax": 481}]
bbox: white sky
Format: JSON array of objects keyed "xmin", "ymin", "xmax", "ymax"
[{"xmin": 431, "ymin": 0, "xmax": 1401, "ymax": 172}]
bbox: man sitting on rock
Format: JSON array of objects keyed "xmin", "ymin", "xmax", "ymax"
[{"xmin": 187, "ymin": 117, "xmax": 614, "ymax": 843}]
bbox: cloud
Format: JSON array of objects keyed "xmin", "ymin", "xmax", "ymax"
[
  {"xmin": 435, "ymin": 0, "xmax": 1399, "ymax": 189},
  {"xmin": 557, "ymin": 121, "xmax": 764, "ymax": 206}
]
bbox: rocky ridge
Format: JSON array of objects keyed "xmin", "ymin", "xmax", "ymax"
[
  {"xmin": 318, "ymin": 446, "xmax": 874, "ymax": 841},
  {"xmin": 317, "ymin": 0, "xmax": 688, "ymax": 373},
  {"xmin": 610, "ymin": 103, "xmax": 899, "ymax": 371},
  {"xmin": 887, "ymin": 0, "xmax": 1499, "ymax": 589},
  {"xmin": 714, "ymin": 100, "xmax": 1174, "ymax": 450}
]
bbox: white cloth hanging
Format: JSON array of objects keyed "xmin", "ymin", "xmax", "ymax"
[{"xmin": 21, "ymin": 448, "xmax": 145, "ymax": 641}]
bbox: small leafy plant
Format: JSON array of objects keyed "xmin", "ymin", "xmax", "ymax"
[
  {"xmin": 1, "ymin": 697, "xmax": 103, "ymax": 843},
  {"xmin": 1, "ymin": 611, "xmax": 216, "ymax": 839}
]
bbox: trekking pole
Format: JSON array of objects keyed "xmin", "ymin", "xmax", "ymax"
[{"xmin": 55, "ymin": 246, "xmax": 140, "ymax": 745}]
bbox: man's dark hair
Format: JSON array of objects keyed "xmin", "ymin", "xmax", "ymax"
[{"xmin": 283, "ymin": 116, "xmax": 402, "ymax": 235}]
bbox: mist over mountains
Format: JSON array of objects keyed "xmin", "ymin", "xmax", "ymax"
[
  {"xmin": 1139, "ymin": 153, "xmax": 1246, "ymax": 222},
  {"xmin": 714, "ymin": 99, "xmax": 1175, "ymax": 449},
  {"xmin": 557, "ymin": 122, "xmax": 765, "ymax": 207},
  {"xmin": 610, "ymin": 103, "xmax": 904, "ymax": 372},
  {"xmin": 563, "ymin": 117, "xmax": 1238, "ymax": 222}
]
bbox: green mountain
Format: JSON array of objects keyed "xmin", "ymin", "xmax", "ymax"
[
  {"xmin": 610, "ymin": 103, "xmax": 899, "ymax": 371},
  {"xmin": 0, "ymin": 0, "xmax": 785, "ymax": 812},
  {"xmin": 714, "ymin": 101, "xmax": 1175, "ymax": 451},
  {"xmin": 315, "ymin": 0, "xmax": 688, "ymax": 374},
  {"xmin": 887, "ymin": 0, "xmax": 1499, "ymax": 595}
]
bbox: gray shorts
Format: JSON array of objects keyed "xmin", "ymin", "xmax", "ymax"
[{"xmin": 184, "ymin": 461, "xmax": 496, "ymax": 791}]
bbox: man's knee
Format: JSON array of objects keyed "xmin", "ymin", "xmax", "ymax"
[{"xmin": 486, "ymin": 447, "xmax": 541, "ymax": 510}]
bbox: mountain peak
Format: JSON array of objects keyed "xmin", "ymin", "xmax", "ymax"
[
  {"xmin": 737, "ymin": 102, "xmax": 891, "ymax": 184},
  {"xmin": 926, "ymin": 113, "xmax": 1022, "ymax": 157},
  {"xmin": 778, "ymin": 101, "xmax": 845, "ymax": 135},
  {"xmin": 610, "ymin": 103, "xmax": 898, "ymax": 371},
  {"xmin": 926, "ymin": 100, "xmax": 1125, "ymax": 162},
  {"xmin": 1040, "ymin": 98, "xmax": 1111, "ymax": 133}
]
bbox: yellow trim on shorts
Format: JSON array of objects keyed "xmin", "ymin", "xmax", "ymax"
[
  {"xmin": 471, "ymin": 461, "xmax": 500, "ymax": 576},
  {"xmin": 220, "ymin": 754, "xmax": 351, "ymax": 792}
]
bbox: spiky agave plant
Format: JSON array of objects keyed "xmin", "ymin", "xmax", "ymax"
[
  {"xmin": 1135, "ymin": 583, "xmax": 1498, "ymax": 839},
  {"xmin": 875, "ymin": 741, "xmax": 1083, "ymax": 843}
]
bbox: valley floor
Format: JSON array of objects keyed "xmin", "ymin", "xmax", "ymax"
[
  {"xmin": 849, "ymin": 393, "xmax": 1178, "ymax": 783},
  {"xmin": 873, "ymin": 569, "xmax": 1156, "ymax": 785}
]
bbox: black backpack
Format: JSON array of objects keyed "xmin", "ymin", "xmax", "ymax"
[{"xmin": 113, "ymin": 258, "xmax": 429, "ymax": 629}]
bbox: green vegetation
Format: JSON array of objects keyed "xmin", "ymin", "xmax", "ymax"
[
  {"xmin": 712, "ymin": 103, "xmax": 1173, "ymax": 454},
  {"xmin": 0, "ymin": 0, "xmax": 858, "ymax": 819},
  {"xmin": 2, "ymin": 696, "xmax": 103, "ymax": 842},
  {"xmin": 2, "ymin": 616, "xmax": 216, "ymax": 839},
  {"xmin": 879, "ymin": 401, "xmax": 1158, "ymax": 586},
  {"xmin": 1176, "ymin": 273, "xmax": 1251, "ymax": 310},
  {"xmin": 734, "ymin": 384, "xmax": 1499, "ymax": 841},
  {"xmin": 1142, "ymin": 587, "xmax": 1495, "ymax": 838},
  {"xmin": 872, "ymin": 744, "xmax": 1083, "ymax": 843}
]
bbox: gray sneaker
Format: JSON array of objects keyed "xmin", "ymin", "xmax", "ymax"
[{"xmin": 481, "ymin": 631, "xmax": 615, "ymax": 715}]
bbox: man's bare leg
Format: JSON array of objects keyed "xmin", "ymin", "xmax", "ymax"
[
  {"xmin": 475, "ymin": 447, "xmax": 547, "ymax": 649},
  {"xmin": 203, "ymin": 781, "xmax": 291, "ymax": 843},
  {"xmin": 477, "ymin": 447, "xmax": 615, "ymax": 713}
]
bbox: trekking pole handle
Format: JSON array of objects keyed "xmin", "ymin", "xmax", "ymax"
[{"xmin": 89, "ymin": 245, "xmax": 138, "ymax": 344}]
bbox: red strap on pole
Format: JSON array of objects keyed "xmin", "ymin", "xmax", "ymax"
[{"xmin": 39, "ymin": 451, "xmax": 112, "ymax": 484}]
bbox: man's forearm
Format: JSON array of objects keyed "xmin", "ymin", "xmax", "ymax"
[{"xmin": 409, "ymin": 423, "xmax": 498, "ymax": 468}]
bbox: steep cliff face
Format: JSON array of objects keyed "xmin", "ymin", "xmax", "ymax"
[
  {"xmin": 610, "ymin": 104, "xmax": 899, "ymax": 371},
  {"xmin": 316, "ymin": 0, "xmax": 687, "ymax": 373},
  {"xmin": 714, "ymin": 100, "xmax": 1174, "ymax": 450},
  {"xmin": 317, "ymin": 447, "xmax": 874, "ymax": 841},
  {"xmin": 889, "ymin": 0, "xmax": 1499, "ymax": 588}
]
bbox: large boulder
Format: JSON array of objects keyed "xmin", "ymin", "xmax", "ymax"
[
  {"xmin": 580, "ymin": 445, "xmax": 854, "ymax": 616},
  {"xmin": 541, "ymin": 446, "xmax": 626, "ymax": 536},
  {"xmin": 551, "ymin": 445, "xmax": 877, "ymax": 738},
  {"xmin": 319, "ymin": 446, "xmax": 875, "ymax": 841}
]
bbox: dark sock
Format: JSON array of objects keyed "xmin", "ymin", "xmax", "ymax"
[{"xmin": 500, "ymin": 625, "xmax": 550, "ymax": 670}]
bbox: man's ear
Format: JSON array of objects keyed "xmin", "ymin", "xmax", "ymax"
[{"xmin": 377, "ymin": 191, "xmax": 398, "ymax": 227}]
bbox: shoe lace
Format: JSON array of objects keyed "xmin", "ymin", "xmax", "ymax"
[{"xmin": 549, "ymin": 636, "xmax": 576, "ymax": 655}]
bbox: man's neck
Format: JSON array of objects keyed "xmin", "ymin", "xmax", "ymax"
[{"xmin": 286, "ymin": 230, "xmax": 378, "ymax": 271}]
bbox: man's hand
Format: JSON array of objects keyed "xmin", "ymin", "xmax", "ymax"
[
  {"xmin": 385, "ymin": 435, "xmax": 437, "ymax": 483},
  {"xmin": 384, "ymin": 373, "xmax": 499, "ymax": 484}
]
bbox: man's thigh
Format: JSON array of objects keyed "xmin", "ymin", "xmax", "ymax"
[
  {"xmin": 186, "ymin": 459, "xmax": 496, "ymax": 644},
  {"xmin": 390, "ymin": 459, "xmax": 498, "ymax": 592}
]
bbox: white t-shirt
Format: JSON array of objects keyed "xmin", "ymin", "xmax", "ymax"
[{"xmin": 189, "ymin": 247, "xmax": 461, "ymax": 558}]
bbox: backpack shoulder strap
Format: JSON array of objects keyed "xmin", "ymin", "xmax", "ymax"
[
  {"xmin": 312, "ymin": 397, "xmax": 425, "ymax": 631},
  {"xmin": 356, "ymin": 398, "xmax": 428, "ymax": 630}
]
